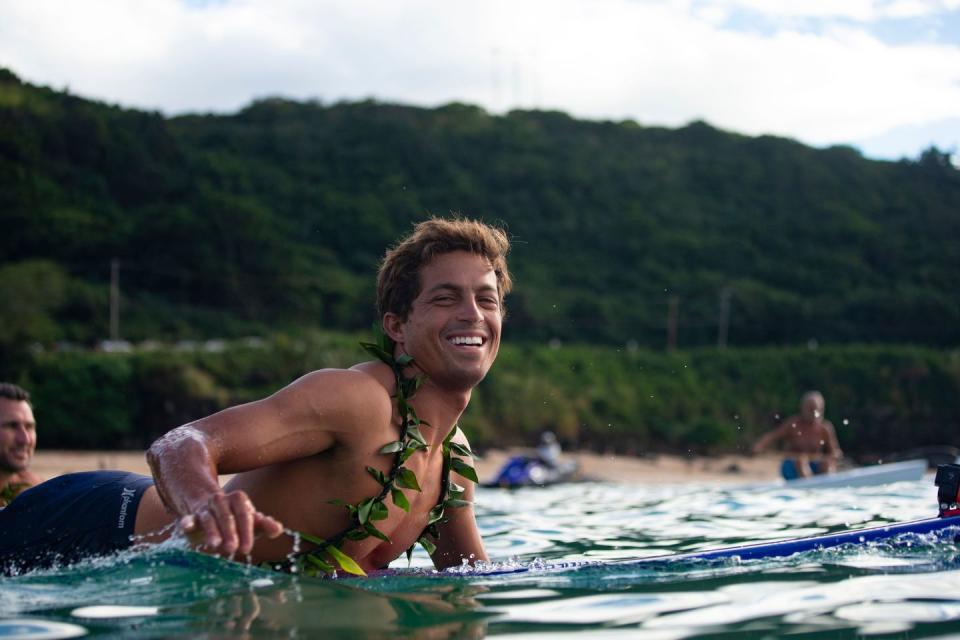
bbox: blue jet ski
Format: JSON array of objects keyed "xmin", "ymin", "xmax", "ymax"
[{"xmin": 484, "ymin": 454, "xmax": 580, "ymax": 488}]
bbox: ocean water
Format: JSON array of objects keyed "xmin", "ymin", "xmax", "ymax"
[{"xmin": 3, "ymin": 477, "xmax": 960, "ymax": 639}]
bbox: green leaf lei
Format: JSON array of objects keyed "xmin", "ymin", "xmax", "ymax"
[
  {"xmin": 0, "ymin": 482, "xmax": 29, "ymax": 508},
  {"xmin": 283, "ymin": 329, "xmax": 478, "ymax": 577}
]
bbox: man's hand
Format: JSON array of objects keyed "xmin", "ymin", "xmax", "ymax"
[{"xmin": 179, "ymin": 490, "xmax": 284, "ymax": 556}]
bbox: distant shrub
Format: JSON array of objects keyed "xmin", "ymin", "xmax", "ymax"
[{"xmin": 15, "ymin": 334, "xmax": 960, "ymax": 456}]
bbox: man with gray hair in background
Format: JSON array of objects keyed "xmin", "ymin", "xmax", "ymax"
[
  {"xmin": 0, "ymin": 383, "xmax": 42, "ymax": 506},
  {"xmin": 752, "ymin": 390, "xmax": 843, "ymax": 479}
]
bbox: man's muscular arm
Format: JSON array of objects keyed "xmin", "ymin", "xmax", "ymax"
[
  {"xmin": 752, "ymin": 421, "xmax": 791, "ymax": 455},
  {"xmin": 147, "ymin": 369, "xmax": 379, "ymax": 556},
  {"xmin": 428, "ymin": 432, "xmax": 487, "ymax": 570},
  {"xmin": 821, "ymin": 420, "xmax": 843, "ymax": 472}
]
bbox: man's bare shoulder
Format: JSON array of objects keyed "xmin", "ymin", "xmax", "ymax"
[
  {"xmin": 770, "ymin": 415, "xmax": 800, "ymax": 436},
  {"xmin": 819, "ymin": 420, "xmax": 839, "ymax": 434},
  {"xmin": 6, "ymin": 470, "xmax": 42, "ymax": 487},
  {"xmin": 283, "ymin": 365, "xmax": 395, "ymax": 431}
]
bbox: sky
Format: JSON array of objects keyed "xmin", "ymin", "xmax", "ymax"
[{"xmin": 1, "ymin": 0, "xmax": 958, "ymax": 161}]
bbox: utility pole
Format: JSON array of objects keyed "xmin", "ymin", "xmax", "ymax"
[
  {"xmin": 110, "ymin": 258, "xmax": 120, "ymax": 341},
  {"xmin": 666, "ymin": 295, "xmax": 679, "ymax": 351},
  {"xmin": 717, "ymin": 286, "xmax": 732, "ymax": 349}
]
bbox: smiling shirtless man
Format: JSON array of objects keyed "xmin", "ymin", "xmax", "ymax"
[
  {"xmin": 0, "ymin": 383, "xmax": 43, "ymax": 507},
  {"xmin": 0, "ymin": 217, "xmax": 510, "ymax": 574},
  {"xmin": 752, "ymin": 391, "xmax": 843, "ymax": 479}
]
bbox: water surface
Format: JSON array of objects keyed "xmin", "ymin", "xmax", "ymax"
[{"xmin": 3, "ymin": 477, "xmax": 959, "ymax": 638}]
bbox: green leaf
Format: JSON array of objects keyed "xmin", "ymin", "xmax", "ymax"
[
  {"xmin": 345, "ymin": 529, "xmax": 370, "ymax": 541},
  {"xmin": 379, "ymin": 441, "xmax": 404, "ymax": 454},
  {"xmin": 366, "ymin": 466, "xmax": 387, "ymax": 485},
  {"xmin": 395, "ymin": 468, "xmax": 422, "ymax": 491},
  {"xmin": 450, "ymin": 442, "xmax": 475, "ymax": 458},
  {"xmin": 450, "ymin": 458, "xmax": 479, "ymax": 483},
  {"xmin": 326, "ymin": 545, "xmax": 367, "ymax": 576},
  {"xmin": 407, "ymin": 425, "xmax": 426, "ymax": 445},
  {"xmin": 360, "ymin": 342, "xmax": 392, "ymax": 364},
  {"xmin": 396, "ymin": 353, "xmax": 414, "ymax": 367},
  {"xmin": 391, "ymin": 487, "xmax": 410, "ymax": 512},
  {"xmin": 427, "ymin": 505, "xmax": 444, "ymax": 525},
  {"xmin": 444, "ymin": 498, "xmax": 472, "ymax": 509},
  {"xmin": 364, "ymin": 522, "xmax": 391, "ymax": 543},
  {"xmin": 298, "ymin": 531, "xmax": 327, "ymax": 547},
  {"xmin": 406, "ymin": 546, "xmax": 414, "ymax": 565},
  {"xmin": 443, "ymin": 424, "xmax": 461, "ymax": 444},
  {"xmin": 370, "ymin": 500, "xmax": 390, "ymax": 521},
  {"xmin": 418, "ymin": 536, "xmax": 437, "ymax": 556},
  {"xmin": 304, "ymin": 554, "xmax": 335, "ymax": 574},
  {"xmin": 399, "ymin": 447, "xmax": 418, "ymax": 463},
  {"xmin": 448, "ymin": 481, "xmax": 465, "ymax": 494},
  {"xmin": 357, "ymin": 497, "xmax": 374, "ymax": 524}
]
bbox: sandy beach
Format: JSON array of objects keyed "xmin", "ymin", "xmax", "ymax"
[{"xmin": 32, "ymin": 448, "xmax": 783, "ymax": 485}]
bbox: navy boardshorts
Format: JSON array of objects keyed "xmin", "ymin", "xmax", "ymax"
[
  {"xmin": 0, "ymin": 471, "xmax": 154, "ymax": 574},
  {"xmin": 780, "ymin": 458, "xmax": 824, "ymax": 480}
]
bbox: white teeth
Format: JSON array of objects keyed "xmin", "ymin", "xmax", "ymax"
[{"xmin": 450, "ymin": 336, "xmax": 483, "ymax": 346}]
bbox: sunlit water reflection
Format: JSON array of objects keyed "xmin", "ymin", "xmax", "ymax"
[{"xmin": 3, "ymin": 478, "xmax": 960, "ymax": 638}]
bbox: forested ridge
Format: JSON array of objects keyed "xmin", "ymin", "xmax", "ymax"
[
  {"xmin": 3, "ymin": 67, "xmax": 958, "ymax": 358},
  {"xmin": 3, "ymin": 68, "xmax": 959, "ymax": 454}
]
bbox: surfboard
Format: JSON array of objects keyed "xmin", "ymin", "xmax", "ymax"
[
  {"xmin": 779, "ymin": 459, "xmax": 928, "ymax": 489},
  {"xmin": 70, "ymin": 605, "xmax": 158, "ymax": 619},
  {"xmin": 630, "ymin": 514, "xmax": 960, "ymax": 565},
  {"xmin": 374, "ymin": 464, "xmax": 960, "ymax": 578},
  {"xmin": 740, "ymin": 458, "xmax": 929, "ymax": 492},
  {"xmin": 0, "ymin": 619, "xmax": 87, "ymax": 640},
  {"xmin": 372, "ymin": 514, "xmax": 960, "ymax": 579}
]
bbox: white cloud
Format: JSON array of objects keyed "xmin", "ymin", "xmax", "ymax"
[{"xmin": 0, "ymin": 0, "xmax": 957, "ymax": 157}]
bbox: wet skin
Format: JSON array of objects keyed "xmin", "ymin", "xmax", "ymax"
[{"xmin": 137, "ymin": 251, "xmax": 501, "ymax": 570}]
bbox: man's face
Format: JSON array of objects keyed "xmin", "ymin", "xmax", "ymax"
[
  {"xmin": 389, "ymin": 251, "xmax": 503, "ymax": 392},
  {"xmin": 800, "ymin": 395, "xmax": 824, "ymax": 422},
  {"xmin": 0, "ymin": 398, "xmax": 36, "ymax": 473}
]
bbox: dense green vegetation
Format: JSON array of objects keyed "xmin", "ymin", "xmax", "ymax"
[
  {"xmin": 2, "ymin": 67, "xmax": 958, "ymax": 454},
  {"xmin": 2, "ymin": 68, "xmax": 958, "ymax": 358},
  {"xmin": 15, "ymin": 334, "xmax": 960, "ymax": 457}
]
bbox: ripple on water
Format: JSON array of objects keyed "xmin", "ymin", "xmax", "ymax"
[{"xmin": 1, "ymin": 478, "xmax": 955, "ymax": 638}]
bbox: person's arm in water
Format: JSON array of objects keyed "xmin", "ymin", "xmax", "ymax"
[
  {"xmin": 428, "ymin": 431, "xmax": 487, "ymax": 569},
  {"xmin": 146, "ymin": 369, "xmax": 381, "ymax": 556}
]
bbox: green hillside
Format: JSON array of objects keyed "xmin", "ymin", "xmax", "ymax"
[{"xmin": 2, "ymin": 67, "xmax": 959, "ymax": 361}]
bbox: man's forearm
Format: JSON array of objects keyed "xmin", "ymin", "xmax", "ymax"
[{"xmin": 147, "ymin": 424, "xmax": 223, "ymax": 516}]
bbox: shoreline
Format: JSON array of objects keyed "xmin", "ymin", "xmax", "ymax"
[{"xmin": 32, "ymin": 449, "xmax": 783, "ymax": 485}]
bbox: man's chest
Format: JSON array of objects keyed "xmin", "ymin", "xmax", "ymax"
[{"xmin": 784, "ymin": 424, "xmax": 827, "ymax": 449}]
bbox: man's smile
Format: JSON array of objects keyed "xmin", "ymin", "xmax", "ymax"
[{"xmin": 447, "ymin": 334, "xmax": 486, "ymax": 347}]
